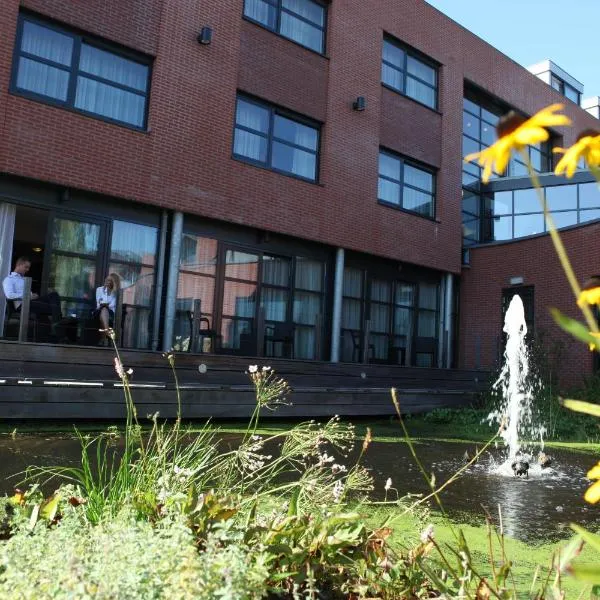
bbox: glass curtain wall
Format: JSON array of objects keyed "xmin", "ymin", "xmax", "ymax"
[
  {"xmin": 482, "ymin": 182, "xmax": 600, "ymax": 242},
  {"xmin": 340, "ymin": 268, "xmax": 425, "ymax": 365},
  {"xmin": 175, "ymin": 238, "xmax": 325, "ymax": 358},
  {"xmin": 462, "ymin": 92, "xmax": 553, "ymax": 251}
]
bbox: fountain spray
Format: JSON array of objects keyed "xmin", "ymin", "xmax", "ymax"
[{"xmin": 488, "ymin": 295, "xmax": 546, "ymax": 471}]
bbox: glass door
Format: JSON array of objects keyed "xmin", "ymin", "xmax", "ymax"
[
  {"xmin": 44, "ymin": 214, "xmax": 108, "ymax": 322},
  {"xmin": 219, "ymin": 248, "xmax": 260, "ymax": 354}
]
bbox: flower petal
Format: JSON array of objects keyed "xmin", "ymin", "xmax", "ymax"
[{"xmin": 585, "ymin": 480, "xmax": 600, "ymax": 504}]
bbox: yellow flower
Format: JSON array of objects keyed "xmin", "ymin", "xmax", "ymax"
[
  {"xmin": 577, "ymin": 276, "xmax": 600, "ymax": 308},
  {"xmin": 589, "ymin": 332, "xmax": 600, "ymax": 352},
  {"xmin": 585, "ymin": 462, "xmax": 600, "ymax": 503},
  {"xmin": 464, "ymin": 104, "xmax": 571, "ymax": 183},
  {"xmin": 554, "ymin": 129, "xmax": 600, "ymax": 178}
]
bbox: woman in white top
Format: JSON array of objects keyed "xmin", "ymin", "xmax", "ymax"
[{"xmin": 95, "ymin": 273, "xmax": 120, "ymax": 344}]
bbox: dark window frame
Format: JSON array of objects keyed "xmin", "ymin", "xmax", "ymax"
[
  {"xmin": 233, "ymin": 93, "xmax": 321, "ymax": 183},
  {"xmin": 378, "ymin": 148, "xmax": 436, "ymax": 220},
  {"xmin": 381, "ymin": 36, "xmax": 439, "ymax": 110},
  {"xmin": 551, "ymin": 74, "xmax": 581, "ymax": 105},
  {"xmin": 10, "ymin": 12, "xmax": 152, "ymax": 131},
  {"xmin": 242, "ymin": 0, "xmax": 328, "ymax": 55}
]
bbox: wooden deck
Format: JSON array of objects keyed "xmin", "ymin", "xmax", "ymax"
[{"xmin": 0, "ymin": 341, "xmax": 490, "ymax": 419}]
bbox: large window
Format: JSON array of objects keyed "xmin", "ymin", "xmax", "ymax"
[
  {"xmin": 551, "ymin": 75, "xmax": 580, "ymax": 105},
  {"xmin": 12, "ymin": 14, "xmax": 151, "ymax": 129},
  {"xmin": 378, "ymin": 150, "xmax": 435, "ymax": 218},
  {"xmin": 243, "ymin": 0, "xmax": 327, "ymax": 53},
  {"xmin": 233, "ymin": 95, "xmax": 320, "ymax": 182},
  {"xmin": 479, "ymin": 183, "xmax": 600, "ymax": 242},
  {"xmin": 381, "ymin": 38, "xmax": 438, "ymax": 109},
  {"xmin": 462, "ymin": 95, "xmax": 552, "ymax": 186}
]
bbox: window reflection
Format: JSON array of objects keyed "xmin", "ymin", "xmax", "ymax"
[
  {"xmin": 546, "ymin": 185, "xmax": 576, "ymax": 212},
  {"xmin": 579, "ymin": 183, "xmax": 600, "ymax": 209},
  {"xmin": 514, "ymin": 213, "xmax": 544, "ymax": 237}
]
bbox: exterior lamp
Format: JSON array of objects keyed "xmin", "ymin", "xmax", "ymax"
[
  {"xmin": 352, "ymin": 96, "xmax": 366, "ymax": 111},
  {"xmin": 197, "ymin": 27, "xmax": 213, "ymax": 45}
]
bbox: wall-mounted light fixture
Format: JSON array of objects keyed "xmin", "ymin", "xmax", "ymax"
[
  {"xmin": 32, "ymin": 247, "xmax": 42, "ymax": 253},
  {"xmin": 352, "ymin": 96, "xmax": 366, "ymax": 111},
  {"xmin": 197, "ymin": 26, "xmax": 213, "ymax": 45},
  {"xmin": 509, "ymin": 276, "xmax": 524, "ymax": 285}
]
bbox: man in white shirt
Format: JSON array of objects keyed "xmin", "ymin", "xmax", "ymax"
[{"xmin": 2, "ymin": 256, "xmax": 61, "ymax": 322}]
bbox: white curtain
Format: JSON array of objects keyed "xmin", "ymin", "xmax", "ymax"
[
  {"xmin": 234, "ymin": 100, "xmax": 269, "ymax": 161},
  {"xmin": 75, "ymin": 44, "xmax": 147, "ymax": 127},
  {"xmin": 280, "ymin": 0, "xmax": 323, "ymax": 52},
  {"xmin": 0, "ymin": 203, "xmax": 16, "ymax": 337},
  {"xmin": 17, "ymin": 20, "xmax": 72, "ymax": 101},
  {"xmin": 244, "ymin": 0, "xmax": 276, "ymax": 28}
]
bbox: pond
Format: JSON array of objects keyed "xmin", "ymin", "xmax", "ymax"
[{"xmin": 0, "ymin": 434, "xmax": 597, "ymax": 543}]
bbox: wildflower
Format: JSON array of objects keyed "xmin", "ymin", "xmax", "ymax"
[
  {"xmin": 384, "ymin": 477, "xmax": 392, "ymax": 491},
  {"xmin": 331, "ymin": 463, "xmax": 347, "ymax": 474},
  {"xmin": 578, "ymin": 276, "xmax": 600, "ymax": 308},
  {"xmin": 464, "ymin": 104, "xmax": 570, "ymax": 183},
  {"xmin": 262, "ymin": 366, "xmax": 271, "ymax": 371},
  {"xmin": 114, "ymin": 357, "xmax": 125, "ymax": 379},
  {"xmin": 585, "ymin": 462, "xmax": 600, "ymax": 503},
  {"xmin": 362, "ymin": 427, "xmax": 372, "ymax": 452},
  {"xmin": 554, "ymin": 129, "xmax": 600, "ymax": 178},
  {"xmin": 248, "ymin": 365, "xmax": 258, "ymax": 373},
  {"xmin": 332, "ymin": 480, "xmax": 344, "ymax": 502},
  {"xmin": 420, "ymin": 524, "xmax": 434, "ymax": 543}
]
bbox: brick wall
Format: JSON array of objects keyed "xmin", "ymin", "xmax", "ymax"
[
  {"xmin": 1, "ymin": 0, "xmax": 597, "ymax": 277},
  {"xmin": 459, "ymin": 222, "xmax": 600, "ymax": 390}
]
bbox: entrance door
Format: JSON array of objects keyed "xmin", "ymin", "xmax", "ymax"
[
  {"xmin": 219, "ymin": 248, "xmax": 260, "ymax": 354},
  {"xmin": 44, "ymin": 214, "xmax": 108, "ymax": 320},
  {"xmin": 217, "ymin": 247, "xmax": 293, "ymax": 357}
]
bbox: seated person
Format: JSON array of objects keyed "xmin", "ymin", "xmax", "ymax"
[
  {"xmin": 2, "ymin": 256, "xmax": 61, "ymax": 324},
  {"xmin": 94, "ymin": 273, "xmax": 120, "ymax": 345}
]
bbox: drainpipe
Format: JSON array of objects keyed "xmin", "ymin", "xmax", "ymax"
[
  {"xmin": 444, "ymin": 273, "xmax": 454, "ymax": 368},
  {"xmin": 437, "ymin": 277, "xmax": 446, "ymax": 368},
  {"xmin": 162, "ymin": 211, "xmax": 183, "ymax": 352},
  {"xmin": 151, "ymin": 210, "xmax": 168, "ymax": 351},
  {"xmin": 330, "ymin": 248, "xmax": 345, "ymax": 362}
]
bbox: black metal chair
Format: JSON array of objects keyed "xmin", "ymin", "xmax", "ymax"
[
  {"xmin": 187, "ymin": 312, "xmax": 220, "ymax": 353},
  {"xmin": 197, "ymin": 316, "xmax": 220, "ymax": 353},
  {"xmin": 349, "ymin": 330, "xmax": 374, "ymax": 363},
  {"xmin": 264, "ymin": 322, "xmax": 295, "ymax": 358}
]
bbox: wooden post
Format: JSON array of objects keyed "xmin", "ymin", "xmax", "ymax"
[
  {"xmin": 256, "ymin": 307, "xmax": 265, "ymax": 357},
  {"xmin": 114, "ymin": 289, "xmax": 124, "ymax": 347},
  {"xmin": 362, "ymin": 319, "xmax": 371, "ymax": 364},
  {"xmin": 191, "ymin": 299, "xmax": 202, "ymax": 353},
  {"xmin": 314, "ymin": 313, "xmax": 322, "ymax": 360},
  {"xmin": 18, "ymin": 277, "xmax": 32, "ymax": 342}
]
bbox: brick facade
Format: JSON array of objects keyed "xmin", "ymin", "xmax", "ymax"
[
  {"xmin": 459, "ymin": 224, "xmax": 600, "ymax": 390},
  {"xmin": 1, "ymin": 0, "xmax": 597, "ymax": 274},
  {"xmin": 1, "ymin": 0, "xmax": 598, "ymax": 381}
]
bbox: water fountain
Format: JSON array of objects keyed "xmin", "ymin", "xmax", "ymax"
[{"xmin": 487, "ymin": 294, "xmax": 547, "ymax": 477}]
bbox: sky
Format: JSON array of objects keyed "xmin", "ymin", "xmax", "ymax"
[{"xmin": 424, "ymin": 0, "xmax": 600, "ymax": 99}]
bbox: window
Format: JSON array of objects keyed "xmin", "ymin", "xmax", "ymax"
[
  {"xmin": 243, "ymin": 0, "xmax": 326, "ymax": 53},
  {"xmin": 381, "ymin": 38, "xmax": 438, "ymax": 109},
  {"xmin": 11, "ymin": 14, "xmax": 151, "ymax": 129},
  {"xmin": 551, "ymin": 75, "xmax": 581, "ymax": 105},
  {"xmin": 233, "ymin": 95, "xmax": 320, "ymax": 182},
  {"xmin": 378, "ymin": 150, "xmax": 435, "ymax": 218}
]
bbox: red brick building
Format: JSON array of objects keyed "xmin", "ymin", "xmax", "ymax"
[{"xmin": 0, "ymin": 0, "xmax": 597, "ymax": 388}]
